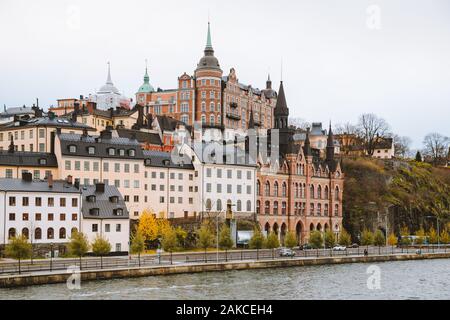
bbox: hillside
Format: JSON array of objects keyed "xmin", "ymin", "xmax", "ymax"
[{"xmin": 342, "ymin": 158, "xmax": 450, "ymax": 241}]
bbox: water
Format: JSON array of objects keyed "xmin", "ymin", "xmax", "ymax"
[{"xmin": 1, "ymin": 259, "xmax": 449, "ymax": 300}]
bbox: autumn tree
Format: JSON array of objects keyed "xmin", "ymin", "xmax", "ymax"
[
  {"xmin": 5, "ymin": 235, "xmax": 32, "ymax": 274},
  {"xmin": 309, "ymin": 231, "xmax": 323, "ymax": 250},
  {"xmin": 197, "ymin": 224, "xmax": 214, "ymax": 263},
  {"xmin": 387, "ymin": 233, "xmax": 398, "ymax": 250},
  {"xmin": 373, "ymin": 230, "xmax": 385, "ymax": 254},
  {"xmin": 361, "ymin": 229, "xmax": 374, "ymax": 248},
  {"xmin": 400, "ymin": 226, "xmax": 412, "ymax": 246},
  {"xmin": 440, "ymin": 229, "xmax": 449, "ymax": 244},
  {"xmin": 161, "ymin": 226, "xmax": 178, "ymax": 264},
  {"xmin": 137, "ymin": 210, "xmax": 159, "ymax": 244},
  {"xmin": 218, "ymin": 225, "xmax": 234, "ymax": 261},
  {"xmin": 68, "ymin": 231, "xmax": 90, "ymax": 270},
  {"xmin": 324, "ymin": 230, "xmax": 336, "ymax": 248},
  {"xmin": 91, "ymin": 236, "xmax": 111, "ymax": 269},
  {"xmin": 415, "ymin": 228, "xmax": 426, "ymax": 245},
  {"xmin": 284, "ymin": 231, "xmax": 298, "ymax": 249},
  {"xmin": 265, "ymin": 232, "xmax": 280, "ymax": 259},
  {"xmin": 338, "ymin": 229, "xmax": 352, "ymax": 247},
  {"xmin": 428, "ymin": 227, "xmax": 438, "ymax": 245},
  {"xmin": 249, "ymin": 229, "xmax": 264, "ymax": 260},
  {"xmin": 174, "ymin": 226, "xmax": 188, "ymax": 249},
  {"xmin": 130, "ymin": 230, "xmax": 145, "ymax": 267}
]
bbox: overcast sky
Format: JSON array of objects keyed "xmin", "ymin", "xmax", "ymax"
[{"xmin": 1, "ymin": 0, "xmax": 449, "ymax": 148}]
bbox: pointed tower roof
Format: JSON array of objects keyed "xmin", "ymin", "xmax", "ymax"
[
  {"xmin": 274, "ymin": 81, "xmax": 289, "ymax": 117},
  {"xmin": 248, "ymin": 108, "xmax": 255, "ymax": 129},
  {"xmin": 98, "ymin": 62, "xmax": 120, "ymax": 94},
  {"xmin": 138, "ymin": 61, "xmax": 155, "ymax": 93},
  {"xmin": 326, "ymin": 122, "xmax": 335, "ymax": 162},
  {"xmin": 196, "ymin": 22, "xmax": 221, "ymax": 72},
  {"xmin": 303, "ymin": 128, "xmax": 312, "ymax": 157}
]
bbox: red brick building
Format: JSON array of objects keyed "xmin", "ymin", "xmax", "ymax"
[
  {"xmin": 254, "ymin": 82, "xmax": 344, "ymax": 245},
  {"xmin": 135, "ymin": 23, "xmax": 277, "ymax": 132}
]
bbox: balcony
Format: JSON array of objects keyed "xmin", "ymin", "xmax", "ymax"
[{"xmin": 226, "ymin": 113, "xmax": 241, "ymax": 121}]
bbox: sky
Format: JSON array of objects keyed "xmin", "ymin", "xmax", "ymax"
[{"xmin": 0, "ymin": 0, "xmax": 449, "ymax": 149}]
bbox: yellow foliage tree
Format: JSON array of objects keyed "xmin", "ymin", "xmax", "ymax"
[{"xmin": 137, "ymin": 210, "xmax": 159, "ymax": 242}]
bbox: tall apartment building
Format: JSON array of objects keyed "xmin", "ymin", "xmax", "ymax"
[{"xmin": 135, "ymin": 23, "xmax": 277, "ymax": 133}]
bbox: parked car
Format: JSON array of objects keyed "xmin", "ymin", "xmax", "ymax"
[
  {"xmin": 279, "ymin": 248, "xmax": 296, "ymax": 257},
  {"xmin": 299, "ymin": 243, "xmax": 313, "ymax": 250},
  {"xmin": 349, "ymin": 243, "xmax": 359, "ymax": 248},
  {"xmin": 332, "ymin": 245, "xmax": 347, "ymax": 251}
]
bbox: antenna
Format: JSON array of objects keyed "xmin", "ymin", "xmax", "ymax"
[{"xmin": 281, "ymin": 58, "xmax": 283, "ymax": 82}]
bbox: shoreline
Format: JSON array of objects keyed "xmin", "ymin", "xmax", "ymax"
[{"xmin": 1, "ymin": 252, "xmax": 449, "ymax": 288}]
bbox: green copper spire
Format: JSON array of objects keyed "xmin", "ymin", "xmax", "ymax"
[
  {"xmin": 137, "ymin": 60, "xmax": 155, "ymax": 94},
  {"xmin": 206, "ymin": 22, "xmax": 212, "ymax": 49}
]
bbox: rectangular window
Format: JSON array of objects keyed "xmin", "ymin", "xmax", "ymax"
[
  {"xmin": 35, "ymin": 213, "xmax": 41, "ymax": 221},
  {"xmin": 105, "ymin": 224, "xmax": 110, "ymax": 233},
  {"xmin": 65, "ymin": 160, "xmax": 71, "ymax": 170},
  {"xmin": 22, "ymin": 213, "xmax": 29, "ymax": 221},
  {"xmin": 134, "ymin": 164, "xmax": 139, "ymax": 173},
  {"xmin": 103, "ymin": 162, "xmax": 109, "ymax": 172},
  {"xmin": 60, "ymin": 213, "xmax": 66, "ymax": 221},
  {"xmin": 60, "ymin": 198, "xmax": 66, "ymax": 207},
  {"xmin": 48, "ymin": 197, "xmax": 54, "ymax": 207},
  {"xmin": 227, "ymin": 184, "xmax": 232, "ymax": 193},
  {"xmin": 206, "ymin": 168, "xmax": 212, "ymax": 177},
  {"xmin": 39, "ymin": 129, "xmax": 45, "ymax": 138},
  {"xmin": 115, "ymin": 163, "xmax": 120, "ymax": 173},
  {"xmin": 160, "ymin": 172, "xmax": 165, "ymax": 179},
  {"xmin": 9, "ymin": 213, "xmax": 15, "ymax": 221},
  {"xmin": 35, "ymin": 197, "xmax": 42, "ymax": 206},
  {"xmin": 5, "ymin": 169, "xmax": 13, "ymax": 179},
  {"xmin": 217, "ymin": 169, "xmax": 222, "ymax": 178},
  {"xmin": 206, "ymin": 183, "xmax": 212, "ymax": 192},
  {"xmin": 134, "ymin": 180, "xmax": 139, "ymax": 188},
  {"xmin": 247, "ymin": 171, "xmax": 252, "ymax": 180},
  {"xmin": 75, "ymin": 161, "xmax": 81, "ymax": 171},
  {"xmin": 48, "ymin": 213, "xmax": 54, "ymax": 221},
  {"xmin": 39, "ymin": 143, "xmax": 45, "ymax": 152},
  {"xmin": 124, "ymin": 180, "xmax": 130, "ymax": 188},
  {"xmin": 72, "ymin": 213, "xmax": 77, "ymax": 221},
  {"xmin": 217, "ymin": 184, "xmax": 222, "ymax": 193},
  {"xmin": 93, "ymin": 162, "xmax": 99, "ymax": 172},
  {"xmin": 237, "ymin": 185, "xmax": 242, "ymax": 194},
  {"xmin": 124, "ymin": 164, "xmax": 130, "ymax": 173},
  {"xmin": 247, "ymin": 185, "xmax": 251, "ymax": 194},
  {"xmin": 84, "ymin": 161, "xmax": 90, "ymax": 171},
  {"xmin": 227, "ymin": 170, "xmax": 232, "ymax": 179},
  {"xmin": 170, "ymin": 173, "xmax": 175, "ymax": 179},
  {"xmin": 160, "ymin": 196, "xmax": 165, "ymax": 203},
  {"xmin": 114, "ymin": 180, "xmax": 120, "ymax": 188},
  {"xmin": 92, "ymin": 224, "xmax": 98, "ymax": 232},
  {"xmin": 22, "ymin": 197, "xmax": 29, "ymax": 206},
  {"xmin": 237, "ymin": 170, "xmax": 242, "ymax": 179},
  {"xmin": 72, "ymin": 198, "xmax": 78, "ymax": 207}
]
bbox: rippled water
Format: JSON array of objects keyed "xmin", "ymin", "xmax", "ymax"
[{"xmin": 1, "ymin": 259, "xmax": 449, "ymax": 300}]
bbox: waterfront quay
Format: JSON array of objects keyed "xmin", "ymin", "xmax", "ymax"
[{"xmin": 1, "ymin": 247, "xmax": 449, "ymax": 288}]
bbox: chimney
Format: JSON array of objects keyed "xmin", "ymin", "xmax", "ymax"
[
  {"xmin": 95, "ymin": 183, "xmax": 105, "ymax": 193},
  {"xmin": 8, "ymin": 135, "xmax": 15, "ymax": 153},
  {"xmin": 47, "ymin": 173, "xmax": 53, "ymax": 188},
  {"xmin": 50, "ymin": 131, "xmax": 56, "ymax": 154},
  {"xmin": 137, "ymin": 104, "xmax": 144, "ymax": 127},
  {"xmin": 74, "ymin": 179, "xmax": 80, "ymax": 190},
  {"xmin": 72, "ymin": 102, "xmax": 80, "ymax": 122},
  {"xmin": 22, "ymin": 172, "xmax": 32, "ymax": 182},
  {"xmin": 67, "ymin": 175, "xmax": 73, "ymax": 185},
  {"xmin": 82, "ymin": 128, "xmax": 88, "ymax": 137},
  {"xmin": 56, "ymin": 127, "xmax": 62, "ymax": 135}
]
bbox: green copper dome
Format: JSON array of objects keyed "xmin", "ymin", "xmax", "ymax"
[{"xmin": 138, "ymin": 67, "xmax": 155, "ymax": 93}]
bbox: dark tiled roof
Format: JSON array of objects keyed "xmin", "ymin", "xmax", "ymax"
[
  {"xmin": 0, "ymin": 178, "xmax": 80, "ymax": 193},
  {"xmin": 116, "ymin": 128, "xmax": 162, "ymax": 146},
  {"xmin": 142, "ymin": 150, "xmax": 194, "ymax": 169},
  {"xmin": 81, "ymin": 185, "xmax": 129, "ymax": 219},
  {"xmin": 59, "ymin": 133, "xmax": 144, "ymax": 159},
  {"xmin": 156, "ymin": 115, "xmax": 191, "ymax": 132},
  {"xmin": 0, "ymin": 116, "xmax": 94, "ymax": 131},
  {"xmin": 0, "ymin": 107, "xmax": 34, "ymax": 117},
  {"xmin": 274, "ymin": 82, "xmax": 289, "ymax": 117},
  {"xmin": 0, "ymin": 151, "xmax": 58, "ymax": 167}
]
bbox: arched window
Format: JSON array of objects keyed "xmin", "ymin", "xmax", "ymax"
[
  {"xmin": 8, "ymin": 228, "xmax": 16, "ymax": 239},
  {"xmin": 310, "ymin": 185, "xmax": 315, "ymax": 199},
  {"xmin": 273, "ymin": 201, "xmax": 279, "ymax": 215},
  {"xmin": 246, "ymin": 200, "xmax": 251, "ymax": 212},
  {"xmin": 265, "ymin": 181, "xmax": 270, "ymax": 196},
  {"xmin": 237, "ymin": 200, "xmax": 242, "ymax": 212},
  {"xmin": 206, "ymin": 199, "xmax": 212, "ymax": 211},
  {"xmin": 256, "ymin": 200, "xmax": 261, "ymax": 214},
  {"xmin": 282, "ymin": 201, "xmax": 287, "ymax": 215},
  {"xmin": 325, "ymin": 186, "xmax": 329, "ymax": 200},
  {"xmin": 47, "ymin": 228, "xmax": 54, "ymax": 240},
  {"xmin": 317, "ymin": 185, "xmax": 322, "ymax": 199},
  {"xmin": 22, "ymin": 228, "xmax": 29, "ymax": 239},
  {"xmin": 210, "ymin": 102, "xmax": 215, "ymax": 112},
  {"xmin": 216, "ymin": 199, "xmax": 222, "ymax": 211},
  {"xmin": 35, "ymin": 228, "xmax": 42, "ymax": 240},
  {"xmin": 273, "ymin": 182, "xmax": 279, "ymax": 197},
  {"xmin": 210, "ymin": 114, "xmax": 215, "ymax": 125},
  {"xmin": 265, "ymin": 201, "xmax": 270, "ymax": 215},
  {"xmin": 59, "ymin": 228, "xmax": 66, "ymax": 239},
  {"xmin": 335, "ymin": 204, "xmax": 339, "ymax": 216},
  {"xmin": 324, "ymin": 204, "xmax": 329, "ymax": 216},
  {"xmin": 317, "ymin": 204, "xmax": 322, "ymax": 216},
  {"xmin": 282, "ymin": 182, "xmax": 287, "ymax": 197},
  {"xmin": 335, "ymin": 186, "xmax": 340, "ymax": 201},
  {"xmin": 295, "ymin": 183, "xmax": 299, "ymax": 198},
  {"xmin": 256, "ymin": 180, "xmax": 261, "ymax": 196}
]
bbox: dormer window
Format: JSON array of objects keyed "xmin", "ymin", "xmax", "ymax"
[
  {"xmin": 87, "ymin": 195, "xmax": 96, "ymax": 203},
  {"xmin": 119, "ymin": 149, "xmax": 125, "ymax": 156},
  {"xmin": 89, "ymin": 208, "xmax": 99, "ymax": 216},
  {"xmin": 88, "ymin": 146, "xmax": 95, "ymax": 155},
  {"xmin": 69, "ymin": 145, "xmax": 77, "ymax": 153},
  {"xmin": 39, "ymin": 158, "xmax": 47, "ymax": 165},
  {"xmin": 108, "ymin": 148, "xmax": 115, "ymax": 156},
  {"xmin": 145, "ymin": 159, "xmax": 151, "ymax": 166},
  {"xmin": 114, "ymin": 208, "xmax": 124, "ymax": 216},
  {"xmin": 109, "ymin": 196, "xmax": 118, "ymax": 203},
  {"xmin": 163, "ymin": 159, "xmax": 170, "ymax": 166},
  {"xmin": 128, "ymin": 149, "xmax": 135, "ymax": 157}
]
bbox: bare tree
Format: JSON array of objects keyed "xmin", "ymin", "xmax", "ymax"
[
  {"xmin": 423, "ymin": 133, "xmax": 449, "ymax": 165},
  {"xmin": 357, "ymin": 114, "xmax": 390, "ymax": 156},
  {"xmin": 393, "ymin": 135, "xmax": 412, "ymax": 158},
  {"xmin": 289, "ymin": 117, "xmax": 311, "ymax": 130},
  {"xmin": 334, "ymin": 122, "xmax": 360, "ymax": 136}
]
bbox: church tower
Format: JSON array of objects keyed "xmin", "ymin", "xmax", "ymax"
[{"xmin": 273, "ymin": 81, "xmax": 289, "ymax": 129}]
